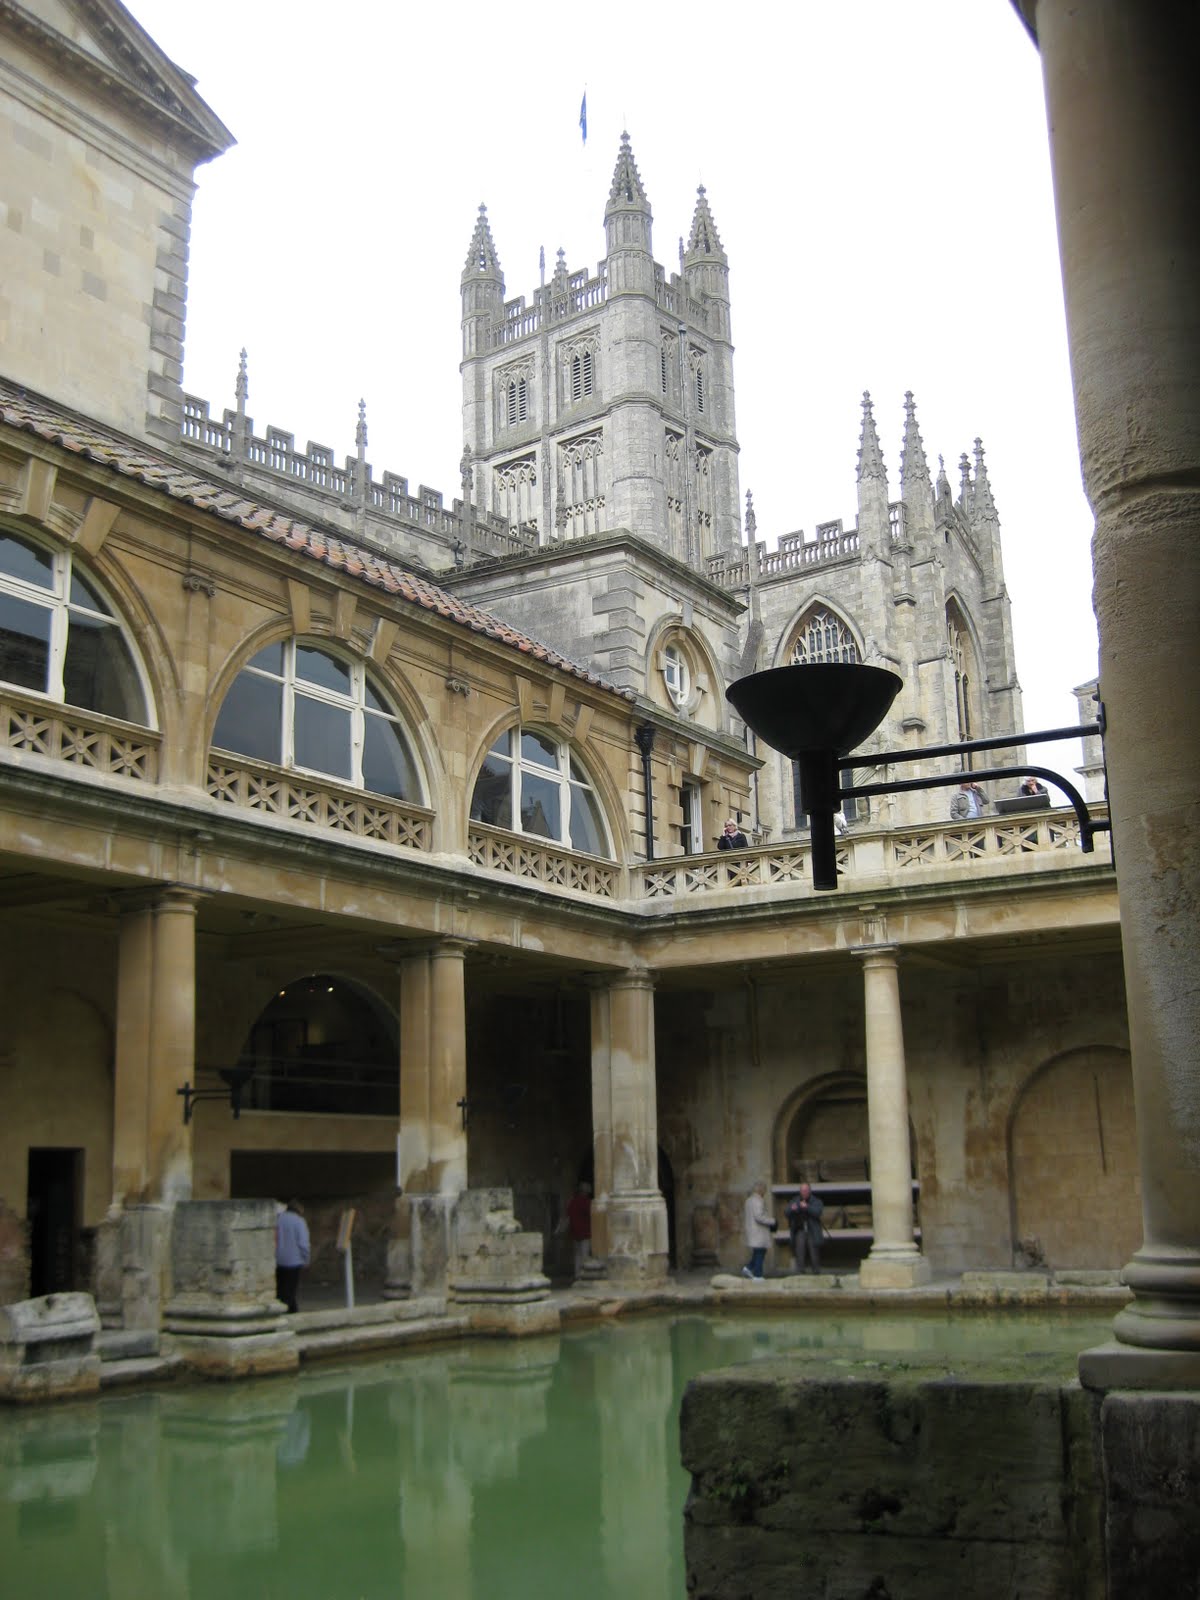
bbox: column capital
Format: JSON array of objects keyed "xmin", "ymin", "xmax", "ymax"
[
  {"xmin": 853, "ymin": 943, "xmax": 900, "ymax": 965},
  {"xmin": 114, "ymin": 883, "xmax": 208, "ymax": 917},
  {"xmin": 377, "ymin": 935, "xmax": 475, "ymax": 967}
]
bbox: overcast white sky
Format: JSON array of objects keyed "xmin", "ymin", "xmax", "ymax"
[{"xmin": 128, "ymin": 0, "xmax": 1098, "ymax": 760}]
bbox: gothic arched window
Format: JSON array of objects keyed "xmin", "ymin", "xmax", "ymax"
[
  {"xmin": 212, "ymin": 640, "xmax": 419, "ymax": 799},
  {"xmin": 789, "ymin": 608, "xmax": 861, "ymax": 665},
  {"xmin": 947, "ymin": 605, "xmax": 980, "ymax": 761},
  {"xmin": 506, "ymin": 376, "xmax": 528, "ymax": 426},
  {"xmin": 0, "ymin": 528, "xmax": 148, "ymax": 723},
  {"xmin": 471, "ymin": 727, "xmax": 610, "ymax": 857},
  {"xmin": 570, "ymin": 349, "xmax": 594, "ymax": 403}
]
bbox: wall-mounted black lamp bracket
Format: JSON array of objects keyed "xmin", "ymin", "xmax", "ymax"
[{"xmin": 177, "ymin": 1066, "xmax": 254, "ymax": 1125}]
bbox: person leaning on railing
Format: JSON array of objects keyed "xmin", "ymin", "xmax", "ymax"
[{"xmin": 717, "ymin": 819, "xmax": 749, "ymax": 850}]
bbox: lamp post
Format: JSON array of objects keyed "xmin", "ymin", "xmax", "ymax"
[{"xmin": 726, "ymin": 663, "xmax": 1109, "ymax": 890}]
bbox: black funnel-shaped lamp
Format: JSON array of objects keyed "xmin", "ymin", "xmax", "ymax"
[{"xmin": 727, "ymin": 664, "xmax": 903, "ymax": 889}]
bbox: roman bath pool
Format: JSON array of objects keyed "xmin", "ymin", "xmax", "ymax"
[{"xmin": 0, "ymin": 1309, "xmax": 1112, "ymax": 1599}]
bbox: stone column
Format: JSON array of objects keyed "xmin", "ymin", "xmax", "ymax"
[
  {"xmin": 112, "ymin": 887, "xmax": 201, "ymax": 1206},
  {"xmin": 590, "ymin": 970, "xmax": 668, "ymax": 1283},
  {"xmin": 1023, "ymin": 0, "xmax": 1200, "ymax": 1379},
  {"xmin": 395, "ymin": 940, "xmax": 470, "ymax": 1294},
  {"xmin": 858, "ymin": 947, "xmax": 930, "ymax": 1290}
]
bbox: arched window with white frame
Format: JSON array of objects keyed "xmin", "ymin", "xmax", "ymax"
[
  {"xmin": 470, "ymin": 726, "xmax": 610, "ymax": 857},
  {"xmin": 0, "ymin": 528, "xmax": 149, "ymax": 723},
  {"xmin": 211, "ymin": 639, "xmax": 419, "ymax": 800}
]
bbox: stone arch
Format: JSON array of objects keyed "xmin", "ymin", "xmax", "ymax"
[
  {"xmin": 1007, "ymin": 1045, "xmax": 1138, "ymax": 1270},
  {"xmin": 772, "ymin": 1071, "xmax": 919, "ymax": 1185},
  {"xmin": 945, "ymin": 594, "xmax": 985, "ymax": 748}
]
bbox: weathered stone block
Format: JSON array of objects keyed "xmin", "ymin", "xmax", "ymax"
[
  {"xmin": 681, "ymin": 1354, "xmax": 1105, "ymax": 1599},
  {"xmin": 0, "ymin": 1291, "xmax": 101, "ymax": 1402}
]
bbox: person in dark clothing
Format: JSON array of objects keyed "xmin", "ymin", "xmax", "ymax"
[
  {"xmin": 717, "ymin": 819, "xmax": 749, "ymax": 850},
  {"xmin": 787, "ymin": 1183, "xmax": 825, "ymax": 1274}
]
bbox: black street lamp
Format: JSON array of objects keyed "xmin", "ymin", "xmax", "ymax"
[{"xmin": 727, "ymin": 663, "xmax": 1110, "ymax": 891}]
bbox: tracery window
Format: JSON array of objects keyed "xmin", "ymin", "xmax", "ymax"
[
  {"xmin": 470, "ymin": 727, "xmax": 610, "ymax": 856},
  {"xmin": 789, "ymin": 609, "xmax": 861, "ymax": 665},
  {"xmin": 0, "ymin": 529, "xmax": 147, "ymax": 722},
  {"xmin": 212, "ymin": 639, "xmax": 418, "ymax": 799}
]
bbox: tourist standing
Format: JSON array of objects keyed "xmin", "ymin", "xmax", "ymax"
[
  {"xmin": 566, "ymin": 1181, "xmax": 592, "ymax": 1276},
  {"xmin": 787, "ymin": 1182, "xmax": 825, "ymax": 1274},
  {"xmin": 742, "ymin": 1181, "xmax": 776, "ymax": 1279},
  {"xmin": 275, "ymin": 1199, "xmax": 310, "ymax": 1313},
  {"xmin": 717, "ymin": 819, "xmax": 749, "ymax": 850}
]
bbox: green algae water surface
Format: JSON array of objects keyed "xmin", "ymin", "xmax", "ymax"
[{"xmin": 0, "ymin": 1311, "xmax": 1111, "ymax": 1600}]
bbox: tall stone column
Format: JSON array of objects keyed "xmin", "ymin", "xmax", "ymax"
[
  {"xmin": 857, "ymin": 947, "xmax": 930, "ymax": 1290},
  {"xmin": 395, "ymin": 940, "xmax": 470, "ymax": 1294},
  {"xmin": 112, "ymin": 886, "xmax": 201, "ymax": 1206},
  {"xmin": 590, "ymin": 970, "xmax": 668, "ymax": 1283},
  {"xmin": 1022, "ymin": 0, "xmax": 1200, "ymax": 1377}
]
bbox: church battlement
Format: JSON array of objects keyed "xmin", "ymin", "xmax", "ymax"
[{"xmin": 178, "ymin": 381, "xmax": 536, "ymax": 569}]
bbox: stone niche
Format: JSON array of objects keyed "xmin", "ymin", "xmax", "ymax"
[
  {"xmin": 0, "ymin": 1291, "xmax": 101, "ymax": 1403},
  {"xmin": 447, "ymin": 1188, "xmax": 558, "ymax": 1336},
  {"xmin": 162, "ymin": 1199, "xmax": 297, "ymax": 1379}
]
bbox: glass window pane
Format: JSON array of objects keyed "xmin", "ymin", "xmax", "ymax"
[
  {"xmin": 0, "ymin": 534, "xmax": 53, "ymax": 590},
  {"xmin": 488, "ymin": 730, "xmax": 513, "ymax": 759},
  {"xmin": 520, "ymin": 771, "xmax": 561, "ymax": 840},
  {"xmin": 212, "ymin": 671, "xmax": 282, "ymax": 763},
  {"xmin": 247, "ymin": 642, "xmax": 284, "ymax": 674},
  {"xmin": 294, "ymin": 692, "xmax": 352, "ymax": 779},
  {"xmin": 569, "ymin": 755, "xmax": 592, "ymax": 786},
  {"xmin": 62, "ymin": 614, "xmax": 146, "ymax": 721},
  {"xmin": 295, "ymin": 646, "xmax": 351, "ymax": 695},
  {"xmin": 569, "ymin": 783, "xmax": 608, "ymax": 856},
  {"xmin": 520, "ymin": 730, "xmax": 558, "ymax": 769},
  {"xmin": 364, "ymin": 681, "xmax": 391, "ymax": 715},
  {"xmin": 68, "ymin": 570, "xmax": 112, "ymax": 615},
  {"xmin": 0, "ymin": 592, "xmax": 51, "ymax": 692},
  {"xmin": 362, "ymin": 714, "xmax": 416, "ymax": 800},
  {"xmin": 470, "ymin": 752, "xmax": 512, "ymax": 827}
]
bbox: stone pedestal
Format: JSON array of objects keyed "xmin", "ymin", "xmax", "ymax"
[
  {"xmin": 604, "ymin": 1192, "xmax": 670, "ymax": 1285},
  {"xmin": 162, "ymin": 1200, "xmax": 297, "ymax": 1379},
  {"xmin": 92, "ymin": 1203, "xmax": 171, "ymax": 1334},
  {"xmin": 447, "ymin": 1189, "xmax": 558, "ymax": 1336},
  {"xmin": 0, "ymin": 1292, "xmax": 100, "ymax": 1403}
]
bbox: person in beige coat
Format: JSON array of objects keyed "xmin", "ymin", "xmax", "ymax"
[{"xmin": 742, "ymin": 1181, "xmax": 776, "ymax": 1279}]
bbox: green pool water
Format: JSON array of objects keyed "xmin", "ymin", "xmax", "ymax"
[{"xmin": 0, "ymin": 1311, "xmax": 1111, "ymax": 1600}]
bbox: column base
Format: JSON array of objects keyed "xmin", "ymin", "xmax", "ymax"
[
  {"xmin": 1110, "ymin": 1247, "xmax": 1200, "ymax": 1353},
  {"xmin": 859, "ymin": 1249, "xmax": 933, "ymax": 1290},
  {"xmin": 162, "ymin": 1296, "xmax": 298, "ymax": 1379},
  {"xmin": 1080, "ymin": 1340, "xmax": 1200, "ymax": 1391},
  {"xmin": 604, "ymin": 1190, "xmax": 669, "ymax": 1284}
]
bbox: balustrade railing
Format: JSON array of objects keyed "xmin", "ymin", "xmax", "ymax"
[
  {"xmin": 206, "ymin": 755, "xmax": 434, "ymax": 851},
  {"xmin": 0, "ymin": 692, "xmax": 160, "ymax": 783},
  {"xmin": 467, "ymin": 824, "xmax": 622, "ymax": 899}
]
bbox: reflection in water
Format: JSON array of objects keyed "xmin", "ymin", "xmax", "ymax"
[{"xmin": 0, "ymin": 1312, "xmax": 1109, "ymax": 1599}]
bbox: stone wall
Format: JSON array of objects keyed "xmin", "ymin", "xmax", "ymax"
[{"xmin": 681, "ymin": 1354, "xmax": 1200, "ymax": 1599}]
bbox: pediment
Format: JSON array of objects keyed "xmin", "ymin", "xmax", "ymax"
[{"xmin": 4, "ymin": 0, "xmax": 234, "ymax": 160}]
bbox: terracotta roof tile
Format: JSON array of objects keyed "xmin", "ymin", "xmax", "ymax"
[{"xmin": 0, "ymin": 380, "xmax": 632, "ymax": 700}]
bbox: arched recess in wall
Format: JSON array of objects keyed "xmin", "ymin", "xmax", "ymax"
[
  {"xmin": 231, "ymin": 972, "xmax": 398, "ymax": 1120},
  {"xmin": 0, "ymin": 523, "xmax": 158, "ymax": 734},
  {"xmin": 207, "ymin": 631, "xmax": 434, "ymax": 820},
  {"xmin": 945, "ymin": 596, "xmax": 983, "ymax": 752},
  {"xmin": 468, "ymin": 714, "xmax": 625, "ymax": 859},
  {"xmin": 1007, "ymin": 1045, "xmax": 1137, "ymax": 1271},
  {"xmin": 772, "ymin": 1072, "xmax": 917, "ymax": 1186}
]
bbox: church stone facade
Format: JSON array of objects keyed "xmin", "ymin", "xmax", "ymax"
[{"xmin": 0, "ymin": 0, "xmax": 1129, "ymax": 1340}]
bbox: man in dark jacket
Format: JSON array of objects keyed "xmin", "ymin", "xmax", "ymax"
[{"xmin": 787, "ymin": 1183, "xmax": 825, "ymax": 1274}]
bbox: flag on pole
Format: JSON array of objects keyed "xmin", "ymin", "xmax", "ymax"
[{"xmin": 579, "ymin": 91, "xmax": 587, "ymax": 145}]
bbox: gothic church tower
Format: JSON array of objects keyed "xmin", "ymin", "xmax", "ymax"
[{"xmin": 459, "ymin": 135, "xmax": 740, "ymax": 571}]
